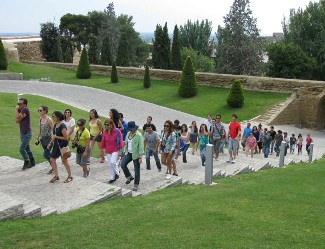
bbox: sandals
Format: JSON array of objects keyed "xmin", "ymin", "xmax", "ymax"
[
  {"xmin": 49, "ymin": 176, "xmax": 59, "ymax": 183},
  {"xmin": 64, "ymin": 176, "xmax": 73, "ymax": 183}
]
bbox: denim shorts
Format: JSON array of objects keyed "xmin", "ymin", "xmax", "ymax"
[
  {"xmin": 90, "ymin": 134, "xmax": 102, "ymax": 142},
  {"xmin": 228, "ymin": 137, "xmax": 238, "ymax": 152},
  {"xmin": 76, "ymin": 148, "xmax": 91, "ymax": 165}
]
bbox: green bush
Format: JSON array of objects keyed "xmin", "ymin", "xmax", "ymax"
[
  {"xmin": 226, "ymin": 79, "xmax": 244, "ymax": 108},
  {"xmin": 0, "ymin": 38, "xmax": 8, "ymax": 70},
  {"xmin": 178, "ymin": 56, "xmax": 198, "ymax": 98},
  {"xmin": 76, "ymin": 47, "xmax": 91, "ymax": 79},
  {"xmin": 143, "ymin": 65, "xmax": 151, "ymax": 88},
  {"xmin": 111, "ymin": 61, "xmax": 118, "ymax": 83}
]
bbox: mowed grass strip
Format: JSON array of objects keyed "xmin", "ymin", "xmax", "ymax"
[
  {"xmin": 0, "ymin": 93, "xmax": 104, "ymax": 163},
  {"xmin": 0, "ymin": 160, "xmax": 324, "ymax": 249},
  {"xmin": 7, "ymin": 62, "xmax": 290, "ymax": 123}
]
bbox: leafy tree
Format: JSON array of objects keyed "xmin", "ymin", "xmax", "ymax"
[
  {"xmin": 266, "ymin": 42, "xmax": 316, "ymax": 79},
  {"xmin": 181, "ymin": 48, "xmax": 215, "ymax": 72},
  {"xmin": 226, "ymin": 79, "xmax": 244, "ymax": 108},
  {"xmin": 171, "ymin": 25, "xmax": 182, "ymax": 70},
  {"xmin": 0, "ymin": 38, "xmax": 8, "ymax": 70},
  {"xmin": 100, "ymin": 36, "xmax": 112, "ymax": 65},
  {"xmin": 76, "ymin": 47, "xmax": 91, "ymax": 79},
  {"xmin": 40, "ymin": 22, "xmax": 61, "ymax": 62},
  {"xmin": 143, "ymin": 65, "xmax": 151, "ymax": 88},
  {"xmin": 216, "ymin": 0, "xmax": 264, "ymax": 76},
  {"xmin": 152, "ymin": 23, "xmax": 171, "ymax": 69},
  {"xmin": 87, "ymin": 10, "xmax": 106, "ymax": 36},
  {"xmin": 282, "ymin": 1, "xmax": 325, "ymax": 80},
  {"xmin": 61, "ymin": 38, "xmax": 73, "ymax": 63},
  {"xmin": 116, "ymin": 33, "xmax": 130, "ymax": 67},
  {"xmin": 111, "ymin": 61, "xmax": 118, "ymax": 83},
  {"xmin": 179, "ymin": 19, "xmax": 214, "ymax": 57},
  {"xmin": 88, "ymin": 35, "xmax": 99, "ymax": 64},
  {"xmin": 178, "ymin": 56, "xmax": 198, "ymax": 98}
]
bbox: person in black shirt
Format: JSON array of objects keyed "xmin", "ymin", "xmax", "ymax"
[{"xmin": 142, "ymin": 116, "xmax": 156, "ymax": 134}]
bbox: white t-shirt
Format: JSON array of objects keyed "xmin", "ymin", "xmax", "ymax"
[
  {"xmin": 63, "ymin": 118, "xmax": 76, "ymax": 137},
  {"xmin": 128, "ymin": 138, "xmax": 133, "ymax": 153},
  {"xmin": 205, "ymin": 120, "xmax": 213, "ymax": 132}
]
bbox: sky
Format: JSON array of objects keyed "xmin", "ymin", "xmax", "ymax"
[{"xmin": 0, "ymin": 0, "xmax": 318, "ymax": 36}]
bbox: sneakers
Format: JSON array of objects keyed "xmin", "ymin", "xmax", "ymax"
[
  {"xmin": 29, "ymin": 160, "xmax": 36, "ymax": 167},
  {"xmin": 87, "ymin": 168, "xmax": 91, "ymax": 177},
  {"xmin": 108, "ymin": 179, "xmax": 116, "ymax": 184},
  {"xmin": 165, "ymin": 174, "xmax": 171, "ymax": 180},
  {"xmin": 172, "ymin": 173, "xmax": 178, "ymax": 176},
  {"xmin": 114, "ymin": 174, "xmax": 119, "ymax": 180},
  {"xmin": 125, "ymin": 176, "xmax": 134, "ymax": 184},
  {"xmin": 158, "ymin": 168, "xmax": 162, "ymax": 172},
  {"xmin": 227, "ymin": 157, "xmax": 233, "ymax": 163},
  {"xmin": 100, "ymin": 158, "xmax": 105, "ymax": 163},
  {"xmin": 132, "ymin": 186, "xmax": 138, "ymax": 191},
  {"xmin": 22, "ymin": 161, "xmax": 31, "ymax": 170},
  {"xmin": 231, "ymin": 159, "xmax": 236, "ymax": 163},
  {"xmin": 87, "ymin": 160, "xmax": 90, "ymax": 165}
]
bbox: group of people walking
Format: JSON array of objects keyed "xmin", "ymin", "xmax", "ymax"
[{"xmin": 16, "ymin": 99, "xmax": 315, "ymax": 191}]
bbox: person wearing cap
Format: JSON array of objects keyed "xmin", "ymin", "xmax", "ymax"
[
  {"xmin": 120, "ymin": 121, "xmax": 144, "ymax": 192},
  {"xmin": 226, "ymin": 114, "xmax": 241, "ymax": 163}
]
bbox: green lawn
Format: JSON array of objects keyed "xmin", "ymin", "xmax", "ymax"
[
  {"xmin": 6, "ymin": 62, "xmax": 290, "ymax": 123},
  {"xmin": 0, "ymin": 159, "xmax": 324, "ymax": 249},
  {"xmin": 0, "ymin": 93, "xmax": 103, "ymax": 163}
]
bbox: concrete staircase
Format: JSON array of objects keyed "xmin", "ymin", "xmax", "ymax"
[
  {"xmin": 252, "ymin": 103, "xmax": 285, "ymax": 124},
  {"xmin": 0, "ymin": 146, "xmax": 322, "ymax": 221}
]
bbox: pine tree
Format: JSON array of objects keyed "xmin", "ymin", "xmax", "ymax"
[
  {"xmin": 152, "ymin": 24, "xmax": 164, "ymax": 69},
  {"xmin": 162, "ymin": 23, "xmax": 171, "ymax": 69},
  {"xmin": 178, "ymin": 56, "xmax": 198, "ymax": 98},
  {"xmin": 226, "ymin": 79, "xmax": 245, "ymax": 108},
  {"xmin": 171, "ymin": 25, "xmax": 182, "ymax": 70},
  {"xmin": 116, "ymin": 33, "xmax": 130, "ymax": 67},
  {"xmin": 76, "ymin": 47, "xmax": 91, "ymax": 79},
  {"xmin": 88, "ymin": 35, "xmax": 99, "ymax": 64},
  {"xmin": 0, "ymin": 38, "xmax": 8, "ymax": 70},
  {"xmin": 100, "ymin": 36, "xmax": 112, "ymax": 65},
  {"xmin": 143, "ymin": 65, "xmax": 151, "ymax": 88},
  {"xmin": 111, "ymin": 61, "xmax": 118, "ymax": 83}
]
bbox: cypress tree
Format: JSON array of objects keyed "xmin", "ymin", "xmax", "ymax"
[
  {"xmin": 88, "ymin": 35, "xmax": 99, "ymax": 64},
  {"xmin": 76, "ymin": 47, "xmax": 91, "ymax": 79},
  {"xmin": 116, "ymin": 33, "xmax": 130, "ymax": 67},
  {"xmin": 143, "ymin": 65, "xmax": 151, "ymax": 88},
  {"xmin": 111, "ymin": 61, "xmax": 118, "ymax": 83},
  {"xmin": 162, "ymin": 23, "xmax": 171, "ymax": 69},
  {"xmin": 226, "ymin": 79, "xmax": 245, "ymax": 108},
  {"xmin": 100, "ymin": 36, "xmax": 112, "ymax": 65},
  {"xmin": 0, "ymin": 38, "xmax": 8, "ymax": 70},
  {"xmin": 152, "ymin": 24, "xmax": 164, "ymax": 69},
  {"xmin": 178, "ymin": 56, "xmax": 198, "ymax": 98},
  {"xmin": 171, "ymin": 25, "xmax": 182, "ymax": 70}
]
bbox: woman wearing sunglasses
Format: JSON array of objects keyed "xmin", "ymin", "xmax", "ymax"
[
  {"xmin": 35, "ymin": 106, "xmax": 53, "ymax": 173},
  {"xmin": 160, "ymin": 120, "xmax": 176, "ymax": 180},
  {"xmin": 101, "ymin": 119, "xmax": 124, "ymax": 184},
  {"xmin": 88, "ymin": 109, "xmax": 104, "ymax": 164}
]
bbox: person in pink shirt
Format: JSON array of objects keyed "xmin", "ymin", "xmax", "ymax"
[
  {"xmin": 101, "ymin": 119, "xmax": 124, "ymax": 183},
  {"xmin": 245, "ymin": 133, "xmax": 257, "ymax": 158},
  {"xmin": 305, "ymin": 134, "xmax": 313, "ymax": 155}
]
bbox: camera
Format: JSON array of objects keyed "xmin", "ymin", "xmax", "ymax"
[
  {"xmin": 35, "ymin": 140, "xmax": 40, "ymax": 146},
  {"xmin": 71, "ymin": 142, "xmax": 78, "ymax": 149}
]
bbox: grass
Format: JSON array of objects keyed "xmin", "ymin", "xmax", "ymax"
[
  {"xmin": 0, "ymin": 93, "xmax": 104, "ymax": 163},
  {"xmin": 6, "ymin": 62, "xmax": 290, "ymax": 123},
  {"xmin": 0, "ymin": 159, "xmax": 324, "ymax": 248}
]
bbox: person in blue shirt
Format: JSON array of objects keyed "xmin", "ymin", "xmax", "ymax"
[
  {"xmin": 119, "ymin": 113, "xmax": 128, "ymax": 141},
  {"xmin": 241, "ymin": 122, "xmax": 252, "ymax": 151}
]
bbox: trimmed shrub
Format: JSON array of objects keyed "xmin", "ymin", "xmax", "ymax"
[
  {"xmin": 0, "ymin": 38, "xmax": 8, "ymax": 70},
  {"xmin": 226, "ymin": 79, "xmax": 245, "ymax": 108},
  {"xmin": 76, "ymin": 47, "xmax": 91, "ymax": 79},
  {"xmin": 111, "ymin": 61, "xmax": 118, "ymax": 83},
  {"xmin": 143, "ymin": 65, "xmax": 151, "ymax": 88},
  {"xmin": 178, "ymin": 56, "xmax": 198, "ymax": 98}
]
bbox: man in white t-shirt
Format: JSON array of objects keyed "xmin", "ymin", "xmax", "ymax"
[{"xmin": 205, "ymin": 114, "xmax": 213, "ymax": 133}]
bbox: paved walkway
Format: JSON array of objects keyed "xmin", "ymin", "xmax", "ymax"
[{"xmin": 1, "ymin": 80, "xmax": 325, "ymax": 218}]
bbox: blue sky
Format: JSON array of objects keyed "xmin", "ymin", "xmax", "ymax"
[{"xmin": 0, "ymin": 0, "xmax": 317, "ymax": 35}]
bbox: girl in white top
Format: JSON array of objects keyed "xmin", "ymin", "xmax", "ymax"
[
  {"xmin": 63, "ymin": 109, "xmax": 75, "ymax": 141},
  {"xmin": 180, "ymin": 124, "xmax": 191, "ymax": 163}
]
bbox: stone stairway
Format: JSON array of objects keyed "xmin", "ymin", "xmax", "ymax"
[
  {"xmin": 252, "ymin": 103, "xmax": 285, "ymax": 124},
  {"xmin": 0, "ymin": 146, "xmax": 322, "ymax": 221}
]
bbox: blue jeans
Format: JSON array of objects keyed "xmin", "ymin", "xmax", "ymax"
[
  {"xmin": 200, "ymin": 146, "xmax": 206, "ymax": 166},
  {"xmin": 274, "ymin": 144, "xmax": 280, "ymax": 154},
  {"xmin": 20, "ymin": 132, "xmax": 34, "ymax": 162},
  {"xmin": 182, "ymin": 144, "xmax": 190, "ymax": 162},
  {"xmin": 264, "ymin": 146, "xmax": 270, "ymax": 158},
  {"xmin": 42, "ymin": 144, "xmax": 51, "ymax": 162},
  {"xmin": 121, "ymin": 153, "xmax": 140, "ymax": 186},
  {"xmin": 145, "ymin": 147, "xmax": 161, "ymax": 170}
]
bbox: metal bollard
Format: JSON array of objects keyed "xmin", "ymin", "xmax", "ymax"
[
  {"xmin": 205, "ymin": 144, "xmax": 214, "ymax": 185},
  {"xmin": 308, "ymin": 143, "xmax": 314, "ymax": 162},
  {"xmin": 279, "ymin": 141, "xmax": 286, "ymax": 168}
]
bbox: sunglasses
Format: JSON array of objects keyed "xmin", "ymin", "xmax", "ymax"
[
  {"xmin": 77, "ymin": 123, "xmax": 83, "ymax": 126},
  {"xmin": 104, "ymin": 123, "xmax": 110, "ymax": 126},
  {"xmin": 38, "ymin": 109, "xmax": 43, "ymax": 112},
  {"xmin": 164, "ymin": 125, "xmax": 170, "ymax": 127}
]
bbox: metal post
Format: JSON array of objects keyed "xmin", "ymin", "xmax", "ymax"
[
  {"xmin": 308, "ymin": 143, "xmax": 314, "ymax": 162},
  {"xmin": 205, "ymin": 144, "xmax": 214, "ymax": 185},
  {"xmin": 279, "ymin": 141, "xmax": 286, "ymax": 168}
]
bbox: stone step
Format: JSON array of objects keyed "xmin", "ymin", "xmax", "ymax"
[
  {"xmin": 0, "ymin": 192, "xmax": 24, "ymax": 221},
  {"xmin": 41, "ymin": 206, "xmax": 58, "ymax": 217},
  {"xmin": 23, "ymin": 202, "xmax": 42, "ymax": 219}
]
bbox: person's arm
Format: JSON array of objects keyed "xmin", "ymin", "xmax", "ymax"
[
  {"xmin": 118, "ymin": 120, "xmax": 124, "ymax": 131},
  {"xmin": 83, "ymin": 137, "xmax": 90, "ymax": 157},
  {"xmin": 138, "ymin": 133, "xmax": 144, "ymax": 164},
  {"xmin": 15, "ymin": 107, "xmax": 26, "ymax": 123},
  {"xmin": 36, "ymin": 118, "xmax": 41, "ymax": 142}
]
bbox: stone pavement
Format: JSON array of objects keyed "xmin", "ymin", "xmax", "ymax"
[{"xmin": 1, "ymin": 80, "xmax": 325, "ymax": 220}]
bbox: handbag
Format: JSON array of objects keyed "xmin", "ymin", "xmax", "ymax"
[
  {"xmin": 60, "ymin": 145, "xmax": 71, "ymax": 159},
  {"xmin": 77, "ymin": 145, "xmax": 85, "ymax": 154}
]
